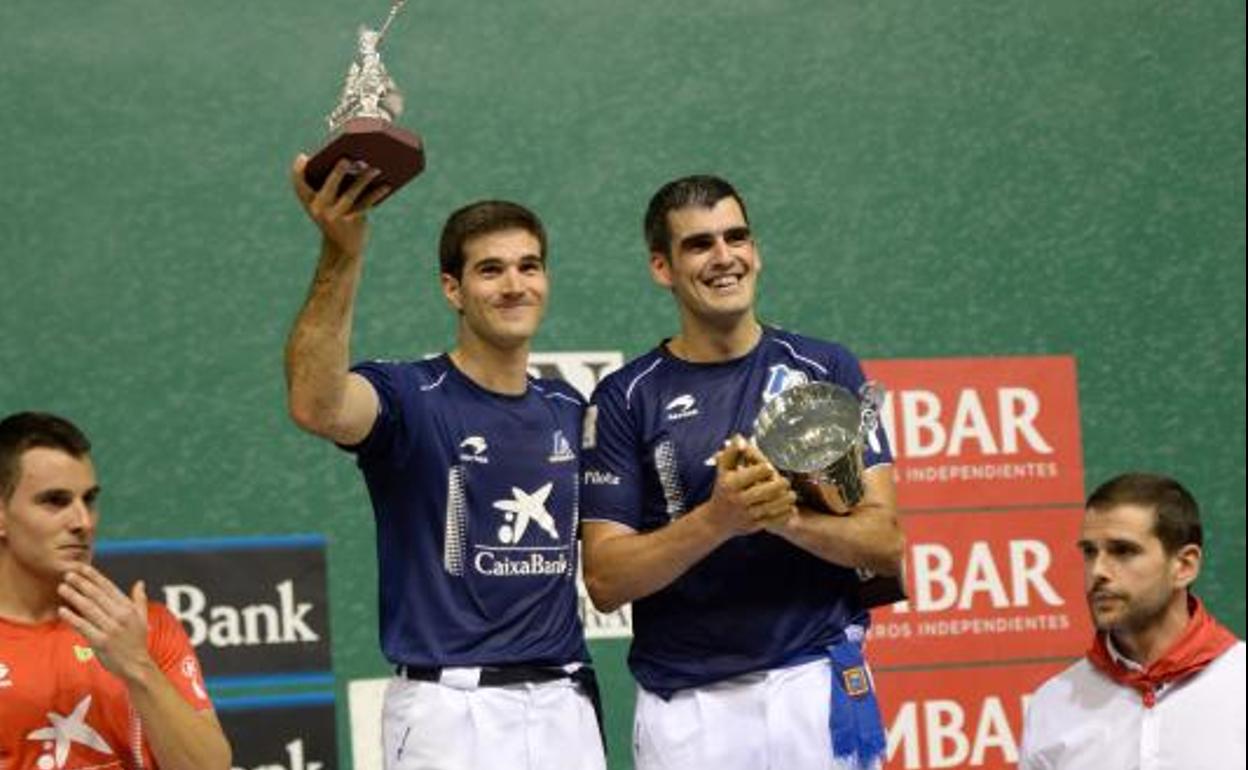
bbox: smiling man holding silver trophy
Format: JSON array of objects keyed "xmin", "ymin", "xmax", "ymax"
[{"xmin": 580, "ymin": 174, "xmax": 905, "ymax": 770}]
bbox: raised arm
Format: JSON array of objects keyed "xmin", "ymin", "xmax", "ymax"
[
  {"xmin": 284, "ymin": 155, "xmax": 390, "ymax": 445},
  {"xmin": 582, "ymin": 438, "xmax": 796, "ymax": 612}
]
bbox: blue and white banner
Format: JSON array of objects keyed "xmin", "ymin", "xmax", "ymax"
[
  {"xmin": 217, "ymin": 692, "xmax": 338, "ymax": 770},
  {"xmin": 95, "ymin": 534, "xmax": 332, "ymax": 687}
]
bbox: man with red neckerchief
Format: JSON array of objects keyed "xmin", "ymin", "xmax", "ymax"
[{"xmin": 1021, "ymin": 472, "xmax": 1244, "ymax": 770}]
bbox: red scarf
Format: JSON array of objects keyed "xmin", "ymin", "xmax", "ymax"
[{"xmin": 1087, "ymin": 595, "xmax": 1238, "ymax": 708}]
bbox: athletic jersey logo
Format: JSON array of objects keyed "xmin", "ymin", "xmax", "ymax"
[
  {"xmin": 24, "ymin": 694, "xmax": 114, "ymax": 768},
  {"xmin": 763, "ymin": 364, "xmax": 810, "ymax": 403},
  {"xmin": 72, "ymin": 645, "xmax": 94, "ymax": 663},
  {"xmin": 583, "ymin": 468, "xmax": 621, "ymax": 486},
  {"xmin": 548, "ymin": 430, "xmax": 576, "ymax": 463},
  {"xmin": 182, "ymin": 656, "xmax": 208, "ymax": 701},
  {"xmin": 0, "ymin": 661, "xmax": 10, "ymax": 688},
  {"xmin": 458, "ymin": 436, "xmax": 490, "ymax": 464},
  {"xmin": 664, "ymin": 393, "xmax": 699, "ymax": 421},
  {"xmin": 491, "ymin": 483, "xmax": 560, "ymax": 544}
]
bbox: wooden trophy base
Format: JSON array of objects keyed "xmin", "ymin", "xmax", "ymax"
[{"xmin": 304, "ymin": 117, "xmax": 425, "ymax": 206}]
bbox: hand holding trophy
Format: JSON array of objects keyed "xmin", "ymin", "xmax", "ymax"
[
  {"xmin": 303, "ymin": 0, "xmax": 425, "ymax": 206},
  {"xmin": 753, "ymin": 380, "xmax": 907, "ymax": 607}
]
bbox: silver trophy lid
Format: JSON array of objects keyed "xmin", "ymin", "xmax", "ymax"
[{"xmin": 754, "ymin": 381, "xmax": 863, "ymax": 474}]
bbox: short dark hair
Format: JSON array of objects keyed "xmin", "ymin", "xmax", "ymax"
[
  {"xmin": 643, "ymin": 175, "xmax": 749, "ymax": 255},
  {"xmin": 438, "ymin": 200, "xmax": 547, "ymax": 280},
  {"xmin": 1086, "ymin": 472, "xmax": 1203, "ymax": 554},
  {"xmin": 0, "ymin": 412, "xmax": 92, "ymax": 501}
]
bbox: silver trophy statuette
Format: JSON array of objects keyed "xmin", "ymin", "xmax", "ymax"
[
  {"xmin": 303, "ymin": 0, "xmax": 425, "ymax": 205},
  {"xmin": 753, "ymin": 380, "xmax": 906, "ymax": 607}
]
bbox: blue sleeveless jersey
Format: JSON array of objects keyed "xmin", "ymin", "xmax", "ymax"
[
  {"xmin": 348, "ymin": 354, "xmax": 589, "ymax": 668},
  {"xmin": 581, "ymin": 327, "xmax": 893, "ymax": 694}
]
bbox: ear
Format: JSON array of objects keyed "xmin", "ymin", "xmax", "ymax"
[
  {"xmin": 440, "ymin": 272, "xmax": 463, "ymax": 312},
  {"xmin": 1172, "ymin": 543, "xmax": 1202, "ymax": 590},
  {"xmin": 649, "ymin": 250, "xmax": 673, "ymax": 289},
  {"xmin": 0, "ymin": 498, "xmax": 8, "ymax": 539}
]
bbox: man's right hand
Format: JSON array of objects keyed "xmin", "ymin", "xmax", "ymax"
[
  {"xmin": 290, "ymin": 154, "xmax": 390, "ymax": 258},
  {"xmin": 704, "ymin": 435, "xmax": 797, "ymax": 537}
]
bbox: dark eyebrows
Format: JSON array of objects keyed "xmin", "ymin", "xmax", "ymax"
[
  {"xmin": 1078, "ymin": 537, "xmax": 1144, "ymax": 554},
  {"xmin": 32, "ymin": 485, "xmax": 100, "ymax": 505},
  {"xmin": 678, "ymin": 232, "xmax": 715, "ymax": 251},
  {"xmin": 472, "ymin": 253, "xmax": 545, "ymax": 271},
  {"xmin": 677, "ymin": 226, "xmax": 752, "ymax": 252}
]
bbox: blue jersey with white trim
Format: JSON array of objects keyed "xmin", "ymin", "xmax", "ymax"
[
  {"xmin": 347, "ymin": 354, "xmax": 589, "ymax": 668},
  {"xmin": 581, "ymin": 327, "xmax": 892, "ymax": 693}
]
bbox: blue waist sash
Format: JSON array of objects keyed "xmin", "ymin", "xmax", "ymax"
[{"xmin": 826, "ymin": 628, "xmax": 886, "ymax": 770}]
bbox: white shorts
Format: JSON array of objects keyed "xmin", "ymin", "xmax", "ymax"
[
  {"xmin": 634, "ymin": 658, "xmax": 851, "ymax": 770},
  {"xmin": 381, "ymin": 669, "xmax": 606, "ymax": 770}
]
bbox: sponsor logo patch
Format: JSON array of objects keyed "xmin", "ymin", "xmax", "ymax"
[
  {"xmin": 458, "ymin": 436, "xmax": 489, "ymax": 464},
  {"xmin": 582, "ymin": 469, "xmax": 620, "ymax": 486},
  {"xmin": 548, "ymin": 430, "xmax": 576, "ymax": 463},
  {"xmin": 763, "ymin": 364, "xmax": 809, "ymax": 403},
  {"xmin": 24, "ymin": 694, "xmax": 114, "ymax": 768},
  {"xmin": 842, "ymin": 666, "xmax": 870, "ymax": 698},
  {"xmin": 664, "ymin": 394, "xmax": 699, "ymax": 421},
  {"xmin": 491, "ymin": 483, "xmax": 560, "ymax": 544}
]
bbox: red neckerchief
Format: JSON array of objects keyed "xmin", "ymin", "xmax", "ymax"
[{"xmin": 1086, "ymin": 595, "xmax": 1238, "ymax": 708}]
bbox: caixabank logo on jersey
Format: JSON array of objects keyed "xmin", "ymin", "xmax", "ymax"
[
  {"xmin": 94, "ymin": 534, "xmax": 331, "ymax": 682},
  {"xmin": 217, "ymin": 693, "xmax": 337, "ymax": 770}
]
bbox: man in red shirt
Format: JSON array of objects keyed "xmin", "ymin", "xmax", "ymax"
[{"xmin": 0, "ymin": 411, "xmax": 232, "ymax": 770}]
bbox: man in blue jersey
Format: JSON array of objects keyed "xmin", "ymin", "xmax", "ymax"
[
  {"xmin": 581, "ymin": 175, "xmax": 905, "ymax": 770},
  {"xmin": 284, "ymin": 156, "xmax": 605, "ymax": 770}
]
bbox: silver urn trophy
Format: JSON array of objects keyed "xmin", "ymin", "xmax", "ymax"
[{"xmin": 754, "ymin": 381, "xmax": 907, "ymax": 608}]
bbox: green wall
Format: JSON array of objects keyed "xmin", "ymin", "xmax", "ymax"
[{"xmin": 2, "ymin": 2, "xmax": 1243, "ymax": 767}]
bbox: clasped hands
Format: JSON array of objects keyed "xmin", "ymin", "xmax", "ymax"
[{"xmin": 706, "ymin": 435, "xmax": 799, "ymax": 536}]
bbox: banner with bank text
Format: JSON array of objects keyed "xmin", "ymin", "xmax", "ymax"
[{"xmin": 95, "ymin": 535, "xmax": 336, "ymax": 769}]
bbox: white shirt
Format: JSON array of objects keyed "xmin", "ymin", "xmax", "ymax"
[{"xmin": 1020, "ymin": 641, "xmax": 1246, "ymax": 770}]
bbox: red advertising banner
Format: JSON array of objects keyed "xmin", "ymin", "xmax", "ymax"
[
  {"xmin": 859, "ymin": 355, "xmax": 1090, "ymax": 769},
  {"xmin": 864, "ymin": 357, "xmax": 1085, "ymax": 511},
  {"xmin": 867, "ymin": 508, "xmax": 1092, "ymax": 667},
  {"xmin": 875, "ymin": 661, "xmax": 1072, "ymax": 770}
]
